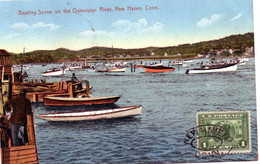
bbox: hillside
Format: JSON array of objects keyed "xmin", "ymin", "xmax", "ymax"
[{"xmin": 10, "ymin": 32, "xmax": 254, "ymax": 64}]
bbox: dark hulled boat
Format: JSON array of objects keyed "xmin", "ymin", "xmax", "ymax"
[
  {"xmin": 44, "ymin": 95, "xmax": 121, "ymax": 106},
  {"xmin": 144, "ymin": 65, "xmax": 175, "ymax": 73}
]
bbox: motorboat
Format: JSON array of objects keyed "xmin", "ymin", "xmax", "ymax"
[
  {"xmin": 185, "ymin": 63, "xmax": 238, "ymax": 74},
  {"xmin": 96, "ymin": 67, "xmax": 126, "ymax": 72},
  {"xmin": 42, "ymin": 68, "xmax": 66, "ymax": 76},
  {"xmin": 144, "ymin": 65, "xmax": 175, "ymax": 73}
]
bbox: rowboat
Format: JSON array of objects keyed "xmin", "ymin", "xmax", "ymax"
[
  {"xmin": 42, "ymin": 68, "xmax": 66, "ymax": 76},
  {"xmin": 44, "ymin": 95, "xmax": 121, "ymax": 106},
  {"xmin": 185, "ymin": 63, "xmax": 238, "ymax": 74},
  {"xmin": 144, "ymin": 65, "xmax": 175, "ymax": 73},
  {"xmin": 96, "ymin": 67, "xmax": 126, "ymax": 72},
  {"xmin": 37, "ymin": 106, "xmax": 142, "ymax": 121}
]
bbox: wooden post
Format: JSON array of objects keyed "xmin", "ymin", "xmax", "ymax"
[
  {"xmin": 32, "ymin": 93, "xmax": 38, "ymax": 102},
  {"xmin": 85, "ymin": 80, "xmax": 91, "ymax": 97},
  {"xmin": 0, "ymin": 82, "xmax": 3, "ymax": 115},
  {"xmin": 67, "ymin": 83, "xmax": 73, "ymax": 97},
  {"xmin": 26, "ymin": 113, "xmax": 36, "ymax": 144}
]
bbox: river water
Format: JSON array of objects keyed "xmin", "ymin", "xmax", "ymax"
[{"xmin": 23, "ymin": 58, "xmax": 257, "ymax": 163}]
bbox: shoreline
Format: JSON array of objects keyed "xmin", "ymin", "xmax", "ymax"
[
  {"xmin": 13, "ymin": 55, "xmax": 254, "ymax": 65},
  {"xmin": 11, "ymin": 54, "xmax": 254, "ymax": 66}
]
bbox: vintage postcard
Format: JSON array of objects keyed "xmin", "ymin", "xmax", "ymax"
[{"xmin": 0, "ymin": 0, "xmax": 257, "ymax": 163}]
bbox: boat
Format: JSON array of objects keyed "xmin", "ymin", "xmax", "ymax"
[
  {"xmin": 44, "ymin": 95, "xmax": 121, "ymax": 106},
  {"xmin": 132, "ymin": 65, "xmax": 145, "ymax": 68},
  {"xmin": 183, "ymin": 59, "xmax": 193, "ymax": 63},
  {"xmin": 239, "ymin": 58, "xmax": 249, "ymax": 62},
  {"xmin": 108, "ymin": 67, "xmax": 126, "ymax": 72},
  {"xmin": 69, "ymin": 66, "xmax": 82, "ymax": 71},
  {"xmin": 42, "ymin": 68, "xmax": 66, "ymax": 76},
  {"xmin": 144, "ymin": 65, "xmax": 175, "ymax": 73},
  {"xmin": 185, "ymin": 63, "xmax": 238, "ymax": 74},
  {"xmin": 1, "ymin": 49, "xmax": 39, "ymax": 163},
  {"xmin": 238, "ymin": 61, "xmax": 246, "ymax": 65},
  {"xmin": 168, "ymin": 60, "xmax": 184, "ymax": 66},
  {"xmin": 96, "ymin": 67, "xmax": 126, "ymax": 72},
  {"xmin": 82, "ymin": 65, "xmax": 91, "ymax": 69},
  {"xmin": 37, "ymin": 106, "xmax": 142, "ymax": 121}
]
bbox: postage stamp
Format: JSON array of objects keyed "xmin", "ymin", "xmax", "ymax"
[{"xmin": 196, "ymin": 111, "xmax": 251, "ymax": 154}]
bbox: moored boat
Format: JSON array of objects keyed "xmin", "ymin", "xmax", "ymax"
[
  {"xmin": 108, "ymin": 67, "xmax": 126, "ymax": 72},
  {"xmin": 44, "ymin": 95, "xmax": 121, "ymax": 106},
  {"xmin": 82, "ymin": 65, "xmax": 91, "ymax": 68},
  {"xmin": 185, "ymin": 63, "xmax": 238, "ymax": 74},
  {"xmin": 183, "ymin": 59, "xmax": 193, "ymax": 63},
  {"xmin": 96, "ymin": 67, "xmax": 126, "ymax": 72},
  {"xmin": 168, "ymin": 60, "xmax": 184, "ymax": 66},
  {"xmin": 132, "ymin": 65, "xmax": 145, "ymax": 68},
  {"xmin": 37, "ymin": 106, "xmax": 142, "ymax": 121},
  {"xmin": 69, "ymin": 66, "xmax": 82, "ymax": 71},
  {"xmin": 144, "ymin": 65, "xmax": 175, "ymax": 73},
  {"xmin": 42, "ymin": 68, "xmax": 66, "ymax": 76}
]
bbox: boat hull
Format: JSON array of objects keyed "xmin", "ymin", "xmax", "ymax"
[
  {"xmin": 144, "ymin": 66, "xmax": 175, "ymax": 73},
  {"xmin": 37, "ymin": 106, "xmax": 142, "ymax": 121},
  {"xmin": 97, "ymin": 67, "xmax": 126, "ymax": 72},
  {"xmin": 132, "ymin": 65, "xmax": 145, "ymax": 68},
  {"xmin": 108, "ymin": 67, "xmax": 126, "ymax": 72},
  {"xmin": 44, "ymin": 95, "xmax": 121, "ymax": 106},
  {"xmin": 186, "ymin": 64, "xmax": 237, "ymax": 74},
  {"xmin": 42, "ymin": 69, "xmax": 65, "ymax": 76}
]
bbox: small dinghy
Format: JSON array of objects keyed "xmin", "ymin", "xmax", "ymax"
[{"xmin": 37, "ymin": 106, "xmax": 142, "ymax": 121}]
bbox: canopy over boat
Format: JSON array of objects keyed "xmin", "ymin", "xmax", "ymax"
[
  {"xmin": 37, "ymin": 106, "xmax": 142, "ymax": 121},
  {"xmin": 44, "ymin": 95, "xmax": 121, "ymax": 106}
]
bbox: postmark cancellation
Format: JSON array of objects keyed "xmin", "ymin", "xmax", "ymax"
[{"xmin": 196, "ymin": 111, "xmax": 251, "ymax": 154}]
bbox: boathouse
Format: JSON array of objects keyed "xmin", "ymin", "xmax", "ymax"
[{"xmin": 0, "ymin": 49, "xmax": 12, "ymax": 115}]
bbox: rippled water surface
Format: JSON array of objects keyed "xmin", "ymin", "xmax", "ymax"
[{"xmin": 26, "ymin": 58, "xmax": 257, "ymax": 163}]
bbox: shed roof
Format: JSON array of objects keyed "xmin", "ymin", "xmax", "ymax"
[{"xmin": 0, "ymin": 49, "xmax": 11, "ymax": 56}]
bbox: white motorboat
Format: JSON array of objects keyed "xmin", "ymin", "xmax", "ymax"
[
  {"xmin": 42, "ymin": 68, "xmax": 66, "ymax": 76},
  {"xmin": 186, "ymin": 63, "xmax": 238, "ymax": 74}
]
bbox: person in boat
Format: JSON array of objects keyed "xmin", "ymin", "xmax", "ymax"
[
  {"xmin": 71, "ymin": 73, "xmax": 80, "ymax": 83},
  {"xmin": 71, "ymin": 73, "xmax": 83, "ymax": 90},
  {"xmin": 200, "ymin": 61, "xmax": 205, "ymax": 68},
  {"xmin": 4, "ymin": 90, "xmax": 32, "ymax": 146}
]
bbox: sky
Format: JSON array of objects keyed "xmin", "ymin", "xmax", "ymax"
[{"xmin": 0, "ymin": 0, "xmax": 254, "ymax": 53}]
